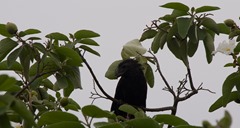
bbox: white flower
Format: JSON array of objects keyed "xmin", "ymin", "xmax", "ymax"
[
  {"xmin": 121, "ymin": 39, "xmax": 147, "ymax": 58},
  {"xmin": 212, "ymin": 39, "xmax": 236, "ymax": 55}
]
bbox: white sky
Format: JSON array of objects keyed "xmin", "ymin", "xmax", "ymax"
[{"xmin": 1, "ymin": 0, "xmax": 240, "ymax": 127}]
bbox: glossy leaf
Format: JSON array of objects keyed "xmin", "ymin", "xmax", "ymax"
[
  {"xmin": 203, "ymin": 33, "xmax": 214, "ymax": 63},
  {"xmin": 74, "ymin": 30, "xmax": 100, "ymax": 40},
  {"xmin": 105, "ymin": 60, "xmax": 123, "ymax": 79},
  {"xmin": 94, "ymin": 122, "xmax": 123, "ymax": 128},
  {"xmin": 0, "ymin": 74, "xmax": 20, "ymax": 91},
  {"xmin": 32, "ymin": 42, "xmax": 46, "ymax": 53},
  {"xmin": 64, "ymin": 66, "xmax": 82, "ymax": 89},
  {"xmin": 7, "ymin": 46, "xmax": 23, "ymax": 68},
  {"xmin": 79, "ymin": 45, "xmax": 100, "ymax": 56},
  {"xmin": 218, "ymin": 111, "xmax": 232, "ymax": 128},
  {"xmin": 154, "ymin": 114, "xmax": 189, "ymax": 126},
  {"xmin": 160, "ymin": 2, "xmax": 189, "ymax": 12},
  {"xmin": 0, "ymin": 114, "xmax": 12, "ymax": 128},
  {"xmin": 151, "ymin": 30, "xmax": 167, "ymax": 53},
  {"xmin": 217, "ymin": 23, "xmax": 230, "ymax": 34},
  {"xmin": 82, "ymin": 105, "xmax": 112, "ymax": 118},
  {"xmin": 126, "ymin": 118, "xmax": 160, "ymax": 128},
  {"xmin": 0, "ymin": 94, "xmax": 15, "ymax": 115},
  {"xmin": 55, "ymin": 46, "xmax": 83, "ymax": 66},
  {"xmin": 38, "ymin": 111, "xmax": 78, "ymax": 127},
  {"xmin": 177, "ymin": 17, "xmax": 193, "ymax": 39},
  {"xmin": 19, "ymin": 29, "xmax": 41, "ymax": 37},
  {"xmin": 27, "ymin": 37, "xmax": 41, "ymax": 40},
  {"xmin": 171, "ymin": 9, "xmax": 188, "ymax": 17},
  {"xmin": 46, "ymin": 32, "xmax": 69, "ymax": 41},
  {"xmin": 201, "ymin": 17, "xmax": 219, "ymax": 34},
  {"xmin": 140, "ymin": 29, "xmax": 157, "ymax": 41},
  {"xmin": 145, "ymin": 63, "xmax": 154, "ymax": 88},
  {"xmin": 44, "ymin": 121, "xmax": 84, "ymax": 128},
  {"xmin": 195, "ymin": 6, "xmax": 220, "ymax": 14},
  {"xmin": 167, "ymin": 38, "xmax": 181, "ymax": 60},
  {"xmin": 222, "ymin": 72, "xmax": 240, "ymax": 106},
  {"xmin": 77, "ymin": 38, "xmax": 99, "ymax": 46},
  {"xmin": 11, "ymin": 100, "xmax": 35, "ymax": 127},
  {"xmin": 159, "ymin": 14, "xmax": 175, "ymax": 22},
  {"xmin": 119, "ymin": 104, "xmax": 138, "ymax": 115},
  {"xmin": 0, "ymin": 60, "xmax": 22, "ymax": 71},
  {"xmin": 0, "ymin": 38, "xmax": 18, "ymax": 62},
  {"xmin": 19, "ymin": 45, "xmax": 31, "ymax": 81},
  {"xmin": 0, "ymin": 24, "xmax": 13, "ymax": 37},
  {"xmin": 63, "ymin": 79, "xmax": 74, "ymax": 97},
  {"xmin": 55, "ymin": 73, "xmax": 68, "ymax": 89},
  {"xmin": 188, "ymin": 40, "xmax": 199, "ymax": 57}
]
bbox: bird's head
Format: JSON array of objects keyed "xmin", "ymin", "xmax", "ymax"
[{"xmin": 115, "ymin": 59, "xmax": 143, "ymax": 77}]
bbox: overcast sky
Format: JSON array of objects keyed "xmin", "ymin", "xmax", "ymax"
[{"xmin": 1, "ymin": 0, "xmax": 240, "ymax": 127}]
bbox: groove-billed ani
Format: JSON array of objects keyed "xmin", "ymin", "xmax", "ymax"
[{"xmin": 111, "ymin": 59, "xmax": 147, "ymax": 119}]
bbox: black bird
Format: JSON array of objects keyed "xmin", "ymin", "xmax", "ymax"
[{"xmin": 111, "ymin": 59, "xmax": 147, "ymax": 119}]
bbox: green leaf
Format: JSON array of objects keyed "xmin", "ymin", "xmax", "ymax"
[
  {"xmin": 145, "ymin": 64, "xmax": 154, "ymax": 88},
  {"xmin": 82, "ymin": 105, "xmax": 112, "ymax": 118},
  {"xmin": 0, "ymin": 94, "xmax": 15, "ymax": 115},
  {"xmin": 0, "ymin": 24, "xmax": 13, "ymax": 37},
  {"xmin": 77, "ymin": 38, "xmax": 99, "ymax": 46},
  {"xmin": 19, "ymin": 45, "xmax": 32, "ymax": 81},
  {"xmin": 167, "ymin": 38, "xmax": 181, "ymax": 60},
  {"xmin": 195, "ymin": 6, "xmax": 220, "ymax": 14},
  {"xmin": 38, "ymin": 111, "xmax": 79, "ymax": 127},
  {"xmin": 32, "ymin": 42, "xmax": 46, "ymax": 53},
  {"xmin": 19, "ymin": 29, "xmax": 41, "ymax": 37},
  {"xmin": 94, "ymin": 122, "xmax": 123, "ymax": 128},
  {"xmin": 177, "ymin": 17, "xmax": 193, "ymax": 39},
  {"xmin": 201, "ymin": 17, "xmax": 219, "ymax": 34},
  {"xmin": 218, "ymin": 111, "xmax": 232, "ymax": 128},
  {"xmin": 7, "ymin": 46, "xmax": 23, "ymax": 68},
  {"xmin": 0, "ymin": 74, "xmax": 20, "ymax": 92},
  {"xmin": 27, "ymin": 37, "xmax": 41, "ymax": 40},
  {"xmin": 159, "ymin": 14, "xmax": 175, "ymax": 22},
  {"xmin": 55, "ymin": 46, "xmax": 83, "ymax": 66},
  {"xmin": 140, "ymin": 29, "xmax": 157, "ymax": 41},
  {"xmin": 154, "ymin": 114, "xmax": 189, "ymax": 126},
  {"xmin": 55, "ymin": 73, "xmax": 68, "ymax": 89},
  {"xmin": 64, "ymin": 66, "xmax": 82, "ymax": 89},
  {"xmin": 0, "ymin": 60, "xmax": 22, "ymax": 71},
  {"xmin": 11, "ymin": 99, "xmax": 36, "ymax": 127},
  {"xmin": 126, "ymin": 118, "xmax": 160, "ymax": 128},
  {"xmin": 45, "ymin": 121, "xmax": 84, "ymax": 128},
  {"xmin": 79, "ymin": 45, "xmax": 100, "ymax": 56},
  {"xmin": 29, "ymin": 57, "xmax": 59, "ymax": 77},
  {"xmin": 171, "ymin": 10, "xmax": 188, "ymax": 17},
  {"xmin": 217, "ymin": 23, "xmax": 230, "ymax": 34},
  {"xmin": 46, "ymin": 32, "xmax": 69, "ymax": 41},
  {"xmin": 119, "ymin": 104, "xmax": 138, "ymax": 115},
  {"xmin": 63, "ymin": 79, "xmax": 74, "ymax": 97},
  {"xmin": 203, "ymin": 33, "xmax": 214, "ymax": 63},
  {"xmin": 224, "ymin": 63, "xmax": 236, "ymax": 67},
  {"xmin": 188, "ymin": 40, "xmax": 199, "ymax": 57},
  {"xmin": 105, "ymin": 60, "xmax": 122, "ymax": 79},
  {"xmin": 222, "ymin": 72, "xmax": 240, "ymax": 106},
  {"xmin": 175, "ymin": 126, "xmax": 202, "ymax": 128},
  {"xmin": 151, "ymin": 30, "xmax": 167, "ymax": 53},
  {"xmin": 74, "ymin": 30, "xmax": 100, "ymax": 40},
  {"xmin": 160, "ymin": 2, "xmax": 189, "ymax": 12},
  {"xmin": 0, "ymin": 114, "xmax": 12, "ymax": 128},
  {"xmin": 0, "ymin": 38, "xmax": 18, "ymax": 62}
]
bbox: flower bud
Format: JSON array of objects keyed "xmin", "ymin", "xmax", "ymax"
[{"xmin": 224, "ymin": 19, "xmax": 235, "ymax": 27}]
